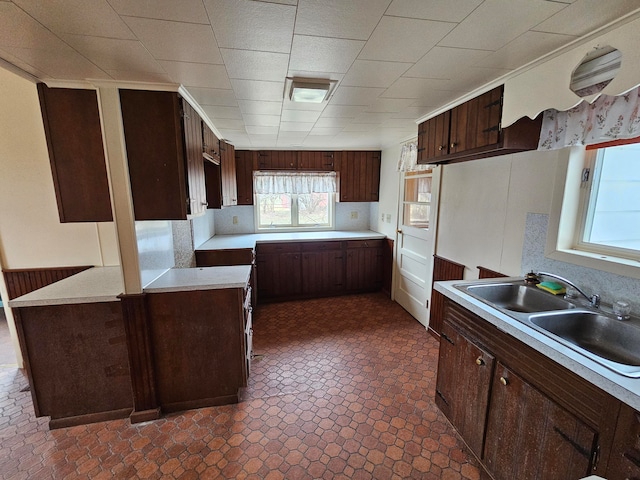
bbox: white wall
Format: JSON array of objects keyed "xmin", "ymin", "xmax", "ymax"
[
  {"xmin": 373, "ymin": 143, "xmax": 402, "ymax": 238},
  {"xmin": 0, "ymin": 66, "xmax": 118, "ymax": 269},
  {"xmin": 435, "ymin": 149, "xmax": 562, "ymax": 279}
]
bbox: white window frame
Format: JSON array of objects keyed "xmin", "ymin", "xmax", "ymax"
[
  {"xmin": 546, "ymin": 147, "xmax": 640, "ymax": 279},
  {"xmin": 254, "ymin": 192, "xmax": 335, "ymax": 232}
]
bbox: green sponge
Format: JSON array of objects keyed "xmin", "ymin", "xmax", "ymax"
[{"xmin": 537, "ymin": 281, "xmax": 566, "ymax": 295}]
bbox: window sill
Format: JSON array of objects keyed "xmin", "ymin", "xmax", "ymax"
[{"xmin": 546, "ymin": 247, "xmax": 640, "ymax": 279}]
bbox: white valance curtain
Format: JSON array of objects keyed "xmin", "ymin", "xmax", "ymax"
[
  {"xmin": 253, "ymin": 171, "xmax": 336, "ymax": 195},
  {"xmin": 538, "ymin": 85, "xmax": 640, "ymax": 150},
  {"xmin": 397, "ymin": 141, "xmax": 430, "ymax": 172}
]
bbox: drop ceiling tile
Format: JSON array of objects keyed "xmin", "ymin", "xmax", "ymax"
[
  {"xmin": 122, "ymin": 17, "xmax": 222, "ymax": 64},
  {"xmin": 202, "ymin": 105, "xmax": 243, "ymax": 120},
  {"xmin": 439, "ymin": 0, "xmax": 565, "ymax": 51},
  {"xmin": 281, "ymin": 109, "xmax": 322, "ymax": 122},
  {"xmin": 404, "ymin": 46, "xmax": 492, "ymax": 79},
  {"xmin": 392, "ymin": 106, "xmax": 432, "ymax": 119},
  {"xmin": 533, "ymin": 0, "xmax": 640, "ymax": 36},
  {"xmin": 309, "ymin": 127, "xmax": 343, "ymax": 136},
  {"xmin": 289, "ymin": 36, "xmax": 365, "ymax": 73},
  {"xmin": 249, "ymin": 134, "xmax": 279, "ymax": 147},
  {"xmin": 221, "ymin": 49, "xmax": 289, "ymax": 81},
  {"xmin": 445, "ymin": 66, "xmax": 512, "ymax": 91},
  {"xmin": 246, "ymin": 125, "xmax": 279, "ymax": 135},
  {"xmin": 238, "ymin": 100, "xmax": 283, "ymax": 115},
  {"xmin": 280, "ymin": 122, "xmax": 314, "ymax": 132},
  {"xmin": 2, "ymin": 45, "xmax": 110, "ymax": 80},
  {"xmin": 359, "ymin": 16, "xmax": 456, "ymax": 63},
  {"xmin": 186, "ymin": 87, "xmax": 237, "ymax": 106},
  {"xmin": 353, "ymin": 112, "xmax": 395, "ymax": 123},
  {"xmin": 0, "ymin": 48, "xmax": 48, "ymax": 78},
  {"xmin": 342, "ymin": 123, "xmax": 377, "ymax": 132},
  {"xmin": 295, "ymin": 0, "xmax": 391, "ymax": 40},
  {"xmin": 204, "ymin": 0, "xmax": 295, "ymax": 53},
  {"xmin": 315, "ymin": 117, "xmax": 353, "ymax": 128},
  {"xmin": 12, "ymin": 0, "xmax": 135, "ymax": 39},
  {"xmin": 244, "ymin": 114, "xmax": 281, "ymax": 126},
  {"xmin": 212, "ymin": 118, "xmax": 246, "ymax": 129},
  {"xmin": 480, "ymin": 31, "xmax": 575, "ymax": 70},
  {"xmin": 231, "ymin": 79, "xmax": 284, "ymax": 101},
  {"xmin": 282, "ymin": 97, "xmax": 327, "ymax": 111},
  {"xmin": 303, "ymin": 136, "xmax": 338, "ymax": 146},
  {"xmin": 320, "ymin": 105, "xmax": 366, "ymax": 118},
  {"xmin": 0, "ymin": 3, "xmax": 68, "ymax": 50},
  {"xmin": 386, "ymin": 0, "xmax": 483, "ymax": 22},
  {"xmin": 382, "ymin": 118, "xmax": 417, "ymax": 128},
  {"xmin": 409, "ymin": 89, "xmax": 464, "ymax": 107},
  {"xmin": 62, "ymin": 34, "xmax": 165, "ymax": 73},
  {"xmin": 287, "ymin": 70, "xmax": 344, "ymax": 82},
  {"xmin": 329, "ymin": 86, "xmax": 385, "ymax": 106},
  {"xmin": 254, "ymin": 0, "xmax": 297, "ymax": 4},
  {"xmin": 159, "ymin": 60, "xmax": 231, "ymax": 88},
  {"xmin": 381, "ymin": 77, "xmax": 458, "ymax": 98},
  {"xmin": 341, "ymin": 60, "xmax": 412, "ymax": 88},
  {"xmin": 223, "ymin": 132, "xmax": 251, "ymax": 147},
  {"xmin": 107, "ymin": 0, "xmax": 210, "ymax": 24},
  {"xmin": 365, "ymin": 98, "xmax": 413, "ymax": 113},
  {"xmin": 106, "ymin": 69, "xmax": 172, "ymax": 83}
]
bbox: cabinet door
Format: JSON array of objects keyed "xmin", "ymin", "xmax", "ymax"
[
  {"xmin": 484, "ymin": 362, "xmax": 597, "ymax": 480},
  {"xmin": 435, "ymin": 321, "xmax": 494, "ymax": 455},
  {"xmin": 417, "ymin": 111, "xmax": 450, "ymax": 163},
  {"xmin": 181, "ymin": 100, "xmax": 206, "ymax": 216},
  {"xmin": 37, "ymin": 84, "xmax": 113, "ymax": 222},
  {"xmin": 202, "ymin": 122, "xmax": 220, "ymax": 162},
  {"xmin": 449, "ymin": 86, "xmax": 502, "ymax": 155},
  {"xmin": 345, "ymin": 240, "xmax": 383, "ymax": 291},
  {"xmin": 235, "ymin": 150, "xmax": 256, "ymax": 205},
  {"xmin": 120, "ymin": 89, "xmax": 188, "ymax": 220},
  {"xmin": 298, "ymin": 151, "xmax": 335, "ymax": 171},
  {"xmin": 204, "ymin": 161, "xmax": 222, "ymax": 209},
  {"xmin": 257, "ymin": 150, "xmax": 297, "ymax": 170},
  {"xmin": 336, "ymin": 151, "xmax": 381, "ymax": 202},
  {"xmin": 607, "ymin": 403, "xmax": 640, "ymax": 480},
  {"xmin": 256, "ymin": 244, "xmax": 302, "ymax": 300},
  {"xmin": 301, "ymin": 248, "xmax": 344, "ymax": 296},
  {"xmin": 220, "ymin": 140, "xmax": 237, "ymax": 206}
]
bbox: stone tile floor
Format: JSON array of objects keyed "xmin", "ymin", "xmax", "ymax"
[{"xmin": 0, "ymin": 293, "xmax": 481, "ymax": 479}]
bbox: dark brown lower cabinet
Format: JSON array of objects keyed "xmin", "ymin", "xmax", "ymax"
[
  {"xmin": 484, "ymin": 362, "xmax": 596, "ymax": 480},
  {"xmin": 607, "ymin": 403, "xmax": 640, "ymax": 480},
  {"xmin": 14, "ymin": 302, "xmax": 133, "ymax": 428},
  {"xmin": 436, "ymin": 298, "xmax": 629, "ymax": 479},
  {"xmin": 435, "ymin": 321, "xmax": 494, "ymax": 456},
  {"xmin": 257, "ymin": 239, "xmax": 385, "ymax": 302},
  {"xmin": 145, "ymin": 286, "xmax": 251, "ymax": 413}
]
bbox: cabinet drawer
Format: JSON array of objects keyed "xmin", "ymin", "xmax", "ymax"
[
  {"xmin": 257, "ymin": 242, "xmax": 301, "ymax": 254},
  {"xmin": 196, "ymin": 248, "xmax": 254, "ymax": 266},
  {"xmin": 301, "ymin": 241, "xmax": 343, "ymax": 252},
  {"xmin": 346, "ymin": 239, "xmax": 383, "ymax": 249}
]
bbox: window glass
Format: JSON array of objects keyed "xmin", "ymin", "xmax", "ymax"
[
  {"xmin": 402, "ymin": 171, "xmax": 432, "ymax": 229},
  {"xmin": 579, "ymin": 143, "xmax": 640, "ymax": 256},
  {"xmin": 256, "ymin": 192, "xmax": 333, "ymax": 230}
]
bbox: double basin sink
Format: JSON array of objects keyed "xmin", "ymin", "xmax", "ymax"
[{"xmin": 456, "ymin": 281, "xmax": 640, "ymax": 377}]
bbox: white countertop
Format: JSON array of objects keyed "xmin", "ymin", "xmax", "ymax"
[
  {"xmin": 8, "ymin": 266, "xmax": 124, "ymax": 307},
  {"xmin": 435, "ymin": 278, "xmax": 640, "ymax": 411},
  {"xmin": 196, "ymin": 230, "xmax": 386, "ymax": 251},
  {"xmin": 143, "ymin": 265, "xmax": 251, "ymax": 293}
]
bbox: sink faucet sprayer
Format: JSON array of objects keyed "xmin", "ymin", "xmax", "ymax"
[{"xmin": 535, "ymin": 271, "xmax": 601, "ymax": 308}]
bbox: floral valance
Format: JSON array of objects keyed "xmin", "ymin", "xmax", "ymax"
[
  {"xmin": 253, "ymin": 171, "xmax": 336, "ymax": 195},
  {"xmin": 538, "ymin": 85, "xmax": 640, "ymax": 150},
  {"xmin": 397, "ymin": 141, "xmax": 430, "ymax": 172}
]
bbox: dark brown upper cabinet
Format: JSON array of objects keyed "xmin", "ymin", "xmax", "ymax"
[
  {"xmin": 235, "ymin": 150, "xmax": 256, "ymax": 205},
  {"xmin": 257, "ymin": 150, "xmax": 298, "ymax": 170},
  {"xmin": 335, "ymin": 151, "xmax": 381, "ymax": 202},
  {"xmin": 37, "ymin": 84, "xmax": 113, "ymax": 223},
  {"xmin": 297, "ymin": 151, "xmax": 335, "ymax": 171},
  {"xmin": 417, "ymin": 85, "xmax": 542, "ymax": 165},
  {"xmin": 220, "ymin": 140, "xmax": 237, "ymax": 207},
  {"xmin": 119, "ymin": 89, "xmax": 207, "ymax": 220}
]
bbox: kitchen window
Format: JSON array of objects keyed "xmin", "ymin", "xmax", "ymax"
[
  {"xmin": 576, "ymin": 143, "xmax": 640, "ymax": 259},
  {"xmin": 254, "ymin": 172, "xmax": 336, "ymax": 231}
]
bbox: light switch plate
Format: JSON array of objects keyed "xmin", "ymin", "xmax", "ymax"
[{"xmin": 351, "ymin": 211, "xmax": 358, "ymax": 219}]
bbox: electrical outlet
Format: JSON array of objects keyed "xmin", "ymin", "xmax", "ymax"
[
  {"xmin": 232, "ymin": 216, "xmax": 238, "ymax": 224},
  {"xmin": 386, "ymin": 214, "xmax": 391, "ymax": 223},
  {"xmin": 351, "ymin": 211, "xmax": 358, "ymax": 219},
  {"xmin": 381, "ymin": 213, "xmax": 385, "ymax": 221}
]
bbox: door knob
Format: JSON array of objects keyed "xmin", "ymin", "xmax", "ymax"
[{"xmin": 396, "ymin": 229, "xmax": 402, "ymax": 234}]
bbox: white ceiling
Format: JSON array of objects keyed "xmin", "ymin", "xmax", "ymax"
[{"xmin": 1, "ymin": 0, "xmax": 639, "ymax": 149}]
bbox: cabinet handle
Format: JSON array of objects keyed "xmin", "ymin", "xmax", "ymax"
[
  {"xmin": 475, "ymin": 357, "xmax": 484, "ymax": 366},
  {"xmin": 499, "ymin": 376, "xmax": 508, "ymax": 386},
  {"xmin": 441, "ymin": 332, "xmax": 454, "ymax": 345},
  {"xmin": 450, "ymin": 142, "xmax": 458, "ymax": 149},
  {"xmin": 201, "ymin": 201, "xmax": 208, "ymax": 207},
  {"xmin": 438, "ymin": 145, "xmax": 445, "ymax": 151}
]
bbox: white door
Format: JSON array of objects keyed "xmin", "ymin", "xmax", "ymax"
[{"xmin": 394, "ymin": 167, "xmax": 441, "ymax": 327}]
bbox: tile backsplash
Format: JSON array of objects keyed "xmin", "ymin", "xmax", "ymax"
[{"xmin": 522, "ymin": 213, "xmax": 640, "ymax": 314}]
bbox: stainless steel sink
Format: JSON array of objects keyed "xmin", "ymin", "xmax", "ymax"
[
  {"xmin": 529, "ymin": 311, "xmax": 640, "ymax": 375},
  {"xmin": 463, "ymin": 283, "xmax": 575, "ymax": 313}
]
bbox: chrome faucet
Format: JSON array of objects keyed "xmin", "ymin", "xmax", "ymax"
[{"xmin": 536, "ymin": 271, "xmax": 600, "ymax": 308}]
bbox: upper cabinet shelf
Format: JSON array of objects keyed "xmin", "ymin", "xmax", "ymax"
[{"xmin": 417, "ymin": 86, "xmax": 542, "ymax": 166}]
